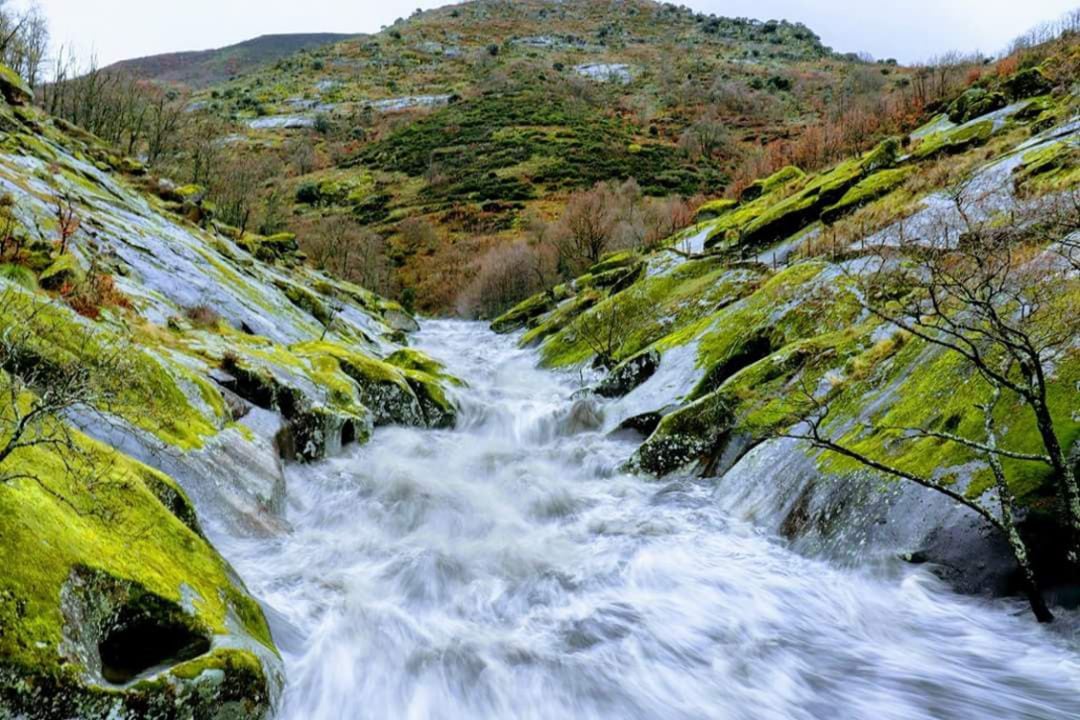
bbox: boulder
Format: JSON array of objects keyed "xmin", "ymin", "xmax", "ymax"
[
  {"xmin": 595, "ymin": 350, "xmax": 661, "ymax": 398},
  {"xmin": 0, "ymin": 64, "xmax": 31, "ymax": 106},
  {"xmin": 947, "ymin": 88, "xmax": 1007, "ymax": 124},
  {"xmin": 1003, "ymin": 67, "xmax": 1053, "ymax": 100},
  {"xmin": 38, "ymin": 254, "xmax": 84, "ymax": 291}
]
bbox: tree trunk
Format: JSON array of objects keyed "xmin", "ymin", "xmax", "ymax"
[
  {"xmin": 985, "ymin": 393, "xmax": 1054, "ymax": 622},
  {"xmin": 1003, "ymin": 521, "xmax": 1054, "ymax": 623},
  {"xmin": 1031, "ymin": 398, "xmax": 1080, "ymax": 570}
]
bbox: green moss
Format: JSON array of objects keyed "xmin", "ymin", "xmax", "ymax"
[
  {"xmin": 912, "ymin": 120, "xmax": 994, "ymax": 160},
  {"xmin": 695, "ymin": 198, "xmax": 738, "ymax": 221},
  {"xmin": 38, "ymin": 254, "xmax": 83, "ymax": 290},
  {"xmin": 538, "ymin": 256, "xmax": 763, "ymax": 369},
  {"xmin": 821, "ymin": 166, "xmax": 916, "ymax": 224},
  {"xmin": 0, "ymin": 425, "xmax": 275, "ymax": 680},
  {"xmin": 947, "ymin": 88, "xmax": 1007, "ymax": 124},
  {"xmin": 588, "ymin": 250, "xmax": 640, "ymax": 275},
  {"xmin": 385, "ymin": 348, "xmax": 465, "ymax": 387},
  {"xmin": 739, "ymin": 165, "xmax": 804, "ymax": 202},
  {"xmin": 1003, "ymin": 68, "xmax": 1052, "ymax": 100},
  {"xmin": 521, "ymin": 290, "xmax": 602, "ymax": 348},
  {"xmin": 274, "ymin": 279, "xmax": 331, "ymax": 325},
  {"xmin": 0, "ymin": 63, "xmax": 32, "ymax": 105},
  {"xmin": 818, "ymin": 336, "xmax": 1079, "ymax": 506},
  {"xmin": 0, "ymin": 291, "xmax": 217, "ymax": 451},
  {"xmin": 1013, "ymin": 141, "xmax": 1079, "ymax": 193},
  {"xmin": 406, "ymin": 371, "xmax": 452, "ymax": 422},
  {"xmin": 491, "ymin": 291, "xmax": 557, "ymax": 333},
  {"xmin": 0, "ymin": 263, "xmax": 38, "ymax": 291},
  {"xmin": 691, "ymin": 261, "xmax": 861, "ymax": 398}
]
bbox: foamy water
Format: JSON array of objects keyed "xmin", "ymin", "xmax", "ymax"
[{"xmin": 218, "ymin": 320, "xmax": 1080, "ymax": 720}]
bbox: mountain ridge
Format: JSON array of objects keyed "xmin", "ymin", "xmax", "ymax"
[{"xmin": 103, "ymin": 33, "xmax": 358, "ymax": 88}]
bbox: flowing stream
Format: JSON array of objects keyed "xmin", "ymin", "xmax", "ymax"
[{"xmin": 218, "ymin": 321, "xmax": 1080, "ymax": 720}]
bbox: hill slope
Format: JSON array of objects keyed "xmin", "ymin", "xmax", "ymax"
[
  {"xmin": 187, "ymin": 0, "xmax": 918, "ymax": 313},
  {"xmin": 105, "ymin": 33, "xmax": 356, "ymax": 87},
  {"xmin": 0, "ymin": 63, "xmax": 461, "ymax": 715}
]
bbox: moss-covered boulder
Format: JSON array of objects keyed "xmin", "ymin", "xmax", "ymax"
[
  {"xmin": 695, "ymin": 198, "xmax": 738, "ymax": 222},
  {"xmin": 595, "ymin": 350, "xmax": 661, "ymax": 398},
  {"xmin": 912, "ymin": 119, "xmax": 994, "ymax": 160},
  {"xmin": 0, "ymin": 64, "xmax": 31, "ymax": 106},
  {"xmin": 385, "ymin": 348, "xmax": 465, "ymax": 387},
  {"xmin": 0, "ymin": 263, "xmax": 38, "ymax": 291},
  {"xmin": 256, "ymin": 233, "xmax": 300, "ymax": 262},
  {"xmin": 947, "ymin": 88, "xmax": 1007, "ymax": 124},
  {"xmin": 491, "ymin": 291, "xmax": 557, "ymax": 333},
  {"xmin": 1004, "ymin": 68, "xmax": 1053, "ymax": 100},
  {"xmin": 38, "ymin": 254, "xmax": 84, "ymax": 291},
  {"xmin": 0, "ymin": 432, "xmax": 281, "ymax": 718},
  {"xmin": 219, "ymin": 349, "xmax": 370, "ymax": 461},
  {"xmin": 821, "ymin": 166, "xmax": 915, "ymax": 224},
  {"xmin": 740, "ymin": 165, "xmax": 805, "ymax": 202},
  {"xmin": 295, "ymin": 342, "xmax": 426, "ymax": 428},
  {"xmin": 633, "ymin": 391, "xmax": 733, "ymax": 475}
]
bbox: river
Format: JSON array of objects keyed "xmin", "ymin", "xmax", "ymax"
[{"xmin": 217, "ymin": 320, "xmax": 1080, "ymax": 720}]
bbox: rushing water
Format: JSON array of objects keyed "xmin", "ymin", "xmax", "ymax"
[{"xmin": 219, "ymin": 321, "xmax": 1080, "ymax": 720}]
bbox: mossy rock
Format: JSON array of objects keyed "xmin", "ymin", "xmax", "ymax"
[
  {"xmin": 295, "ymin": 342, "xmax": 426, "ymax": 427},
  {"xmin": 912, "ymin": 120, "xmax": 994, "ymax": 160},
  {"xmin": 258, "ymin": 233, "xmax": 299, "ymax": 261},
  {"xmin": 520, "ymin": 290, "xmax": 602, "ymax": 348},
  {"xmin": 385, "ymin": 348, "xmax": 465, "ymax": 387},
  {"xmin": 272, "ymin": 279, "xmax": 331, "ymax": 325},
  {"xmin": 38, "ymin": 254, "xmax": 84, "ymax": 291},
  {"xmin": 173, "ymin": 184, "xmax": 207, "ymax": 204},
  {"xmin": 695, "ymin": 198, "xmax": 738, "ymax": 221},
  {"xmin": 0, "ymin": 64, "xmax": 32, "ymax": 106},
  {"xmin": 740, "ymin": 165, "xmax": 805, "ymax": 202},
  {"xmin": 0, "ymin": 426, "xmax": 280, "ymax": 718},
  {"xmin": 821, "ymin": 166, "xmax": 915, "ymax": 224},
  {"xmin": 491, "ymin": 291, "xmax": 557, "ymax": 333},
  {"xmin": 860, "ymin": 137, "xmax": 902, "ymax": 174},
  {"xmin": 737, "ymin": 159, "xmax": 863, "ymax": 248},
  {"xmin": 576, "ymin": 261, "xmax": 644, "ymax": 292},
  {"xmin": 947, "ymin": 88, "xmax": 1007, "ymax": 124},
  {"xmin": 595, "ymin": 350, "xmax": 660, "ymax": 399},
  {"xmin": 588, "ymin": 250, "xmax": 640, "ymax": 275},
  {"xmin": 1004, "ymin": 68, "xmax": 1053, "ymax": 100},
  {"xmin": 633, "ymin": 391, "xmax": 733, "ymax": 475},
  {"xmin": 1013, "ymin": 141, "xmax": 1080, "ymax": 193},
  {"xmin": 403, "ymin": 369, "xmax": 457, "ymax": 429}
]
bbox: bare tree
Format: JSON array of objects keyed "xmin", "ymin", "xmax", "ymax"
[
  {"xmin": 785, "ymin": 179, "xmax": 1080, "ymax": 622},
  {"xmin": 0, "ymin": 290, "xmax": 134, "ymax": 489},
  {"xmin": 574, "ymin": 288, "xmax": 651, "ymax": 370},
  {"xmin": 555, "ymin": 182, "xmax": 618, "ymax": 273},
  {"xmin": 791, "ymin": 385, "xmax": 1054, "ymax": 622},
  {"xmin": 298, "ymin": 215, "xmax": 393, "ymax": 295},
  {"xmin": 0, "ymin": 0, "xmax": 47, "ymax": 86}
]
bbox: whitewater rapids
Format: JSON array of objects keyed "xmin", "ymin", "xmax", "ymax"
[{"xmin": 218, "ymin": 321, "xmax": 1080, "ymax": 720}]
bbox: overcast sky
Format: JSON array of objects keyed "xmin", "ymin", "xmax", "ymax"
[{"xmin": 25, "ymin": 0, "xmax": 1080, "ymax": 67}]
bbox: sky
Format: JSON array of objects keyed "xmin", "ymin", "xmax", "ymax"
[{"xmin": 22, "ymin": 0, "xmax": 1080, "ymax": 67}]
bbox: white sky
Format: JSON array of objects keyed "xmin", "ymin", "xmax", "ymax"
[{"xmin": 24, "ymin": 0, "xmax": 1080, "ymax": 67}]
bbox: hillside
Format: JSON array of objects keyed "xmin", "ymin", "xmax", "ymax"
[
  {"xmin": 0, "ymin": 64, "xmax": 460, "ymax": 715},
  {"xmin": 184, "ymin": 0, "xmax": 919, "ymax": 313},
  {"xmin": 492, "ymin": 49, "xmax": 1080, "ymax": 596},
  {"xmin": 104, "ymin": 34, "xmax": 356, "ymax": 88}
]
